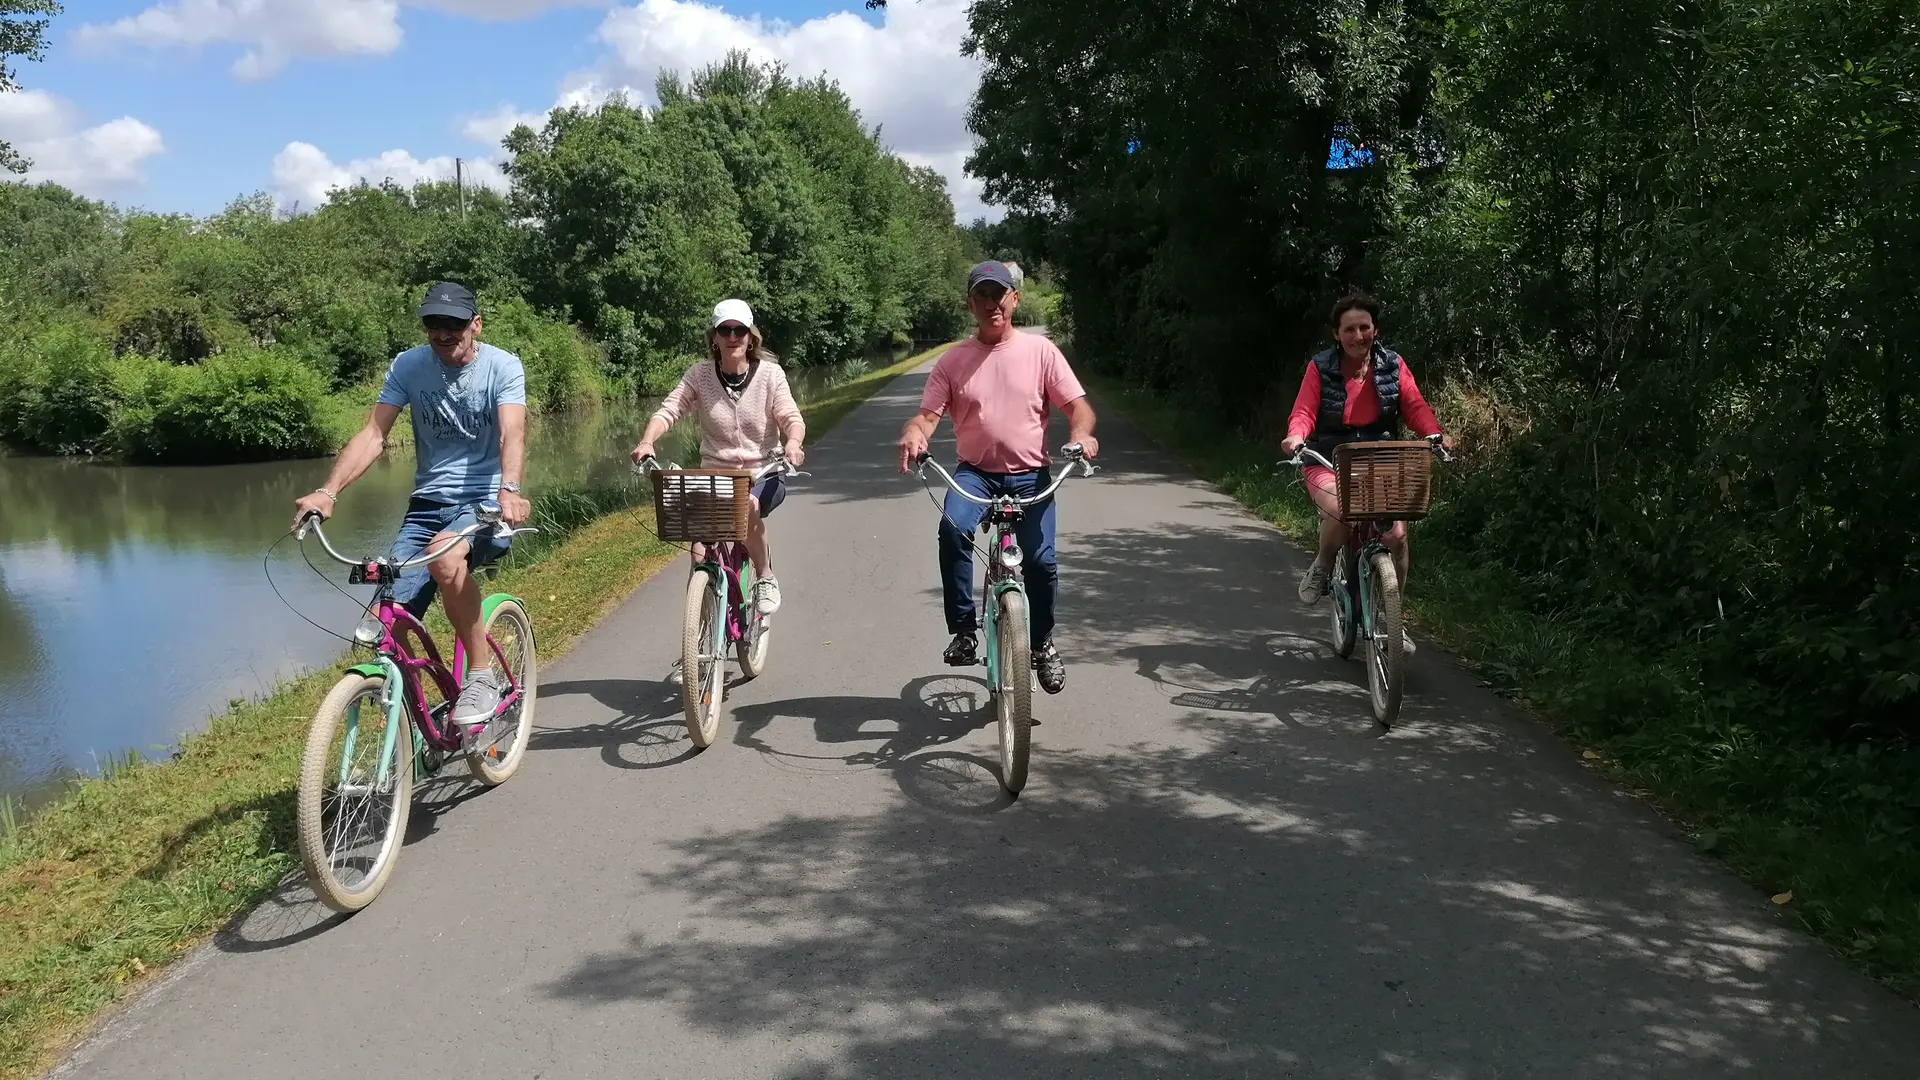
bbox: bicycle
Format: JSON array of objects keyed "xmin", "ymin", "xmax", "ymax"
[
  {"xmin": 290, "ymin": 500, "xmax": 540, "ymax": 912},
  {"xmin": 1282, "ymin": 434, "xmax": 1451, "ymax": 727},
  {"xmin": 910, "ymin": 444, "xmax": 1097, "ymax": 795},
  {"xmin": 633, "ymin": 449, "xmax": 806, "ymax": 748}
]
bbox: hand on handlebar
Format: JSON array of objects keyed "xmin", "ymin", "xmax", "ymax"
[
  {"xmin": 497, "ymin": 490, "xmax": 532, "ymax": 527},
  {"xmin": 1280, "ymin": 435, "xmax": 1305, "ymax": 459},
  {"xmin": 291, "ymin": 491, "xmax": 334, "ymax": 534},
  {"xmin": 897, "ymin": 429, "xmax": 929, "ymax": 474},
  {"xmin": 782, "ymin": 440, "xmax": 806, "ymax": 468}
]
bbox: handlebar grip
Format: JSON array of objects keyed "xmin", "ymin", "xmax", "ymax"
[
  {"xmin": 1060, "ymin": 442, "xmax": 1085, "ymax": 458},
  {"xmin": 911, "ymin": 451, "xmax": 931, "ymax": 466},
  {"xmin": 295, "ymin": 510, "xmax": 321, "ymax": 540}
]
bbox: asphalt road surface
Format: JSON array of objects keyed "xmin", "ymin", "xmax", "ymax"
[{"xmin": 56, "ymin": 360, "xmax": 1920, "ymax": 1079}]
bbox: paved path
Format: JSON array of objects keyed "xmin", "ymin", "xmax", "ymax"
[{"xmin": 58, "ymin": 362, "xmax": 1919, "ymax": 1079}]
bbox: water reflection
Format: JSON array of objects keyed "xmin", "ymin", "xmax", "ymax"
[{"xmin": 0, "ymin": 400, "xmax": 656, "ymax": 812}]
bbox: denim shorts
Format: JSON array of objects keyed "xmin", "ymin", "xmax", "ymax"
[{"xmin": 391, "ymin": 498, "xmax": 513, "ymax": 619}]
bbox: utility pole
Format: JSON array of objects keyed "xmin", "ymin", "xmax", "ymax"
[{"xmin": 456, "ymin": 158, "xmax": 468, "ymax": 219}]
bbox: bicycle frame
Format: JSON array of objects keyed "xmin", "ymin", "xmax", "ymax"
[
  {"xmin": 299, "ymin": 508, "xmax": 534, "ymax": 779},
  {"xmin": 914, "ymin": 449, "xmax": 1095, "ymax": 693}
]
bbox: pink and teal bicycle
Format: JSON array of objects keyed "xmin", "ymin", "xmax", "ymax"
[
  {"xmin": 290, "ymin": 501, "xmax": 539, "ymax": 912},
  {"xmin": 634, "ymin": 450, "xmax": 805, "ymax": 748}
]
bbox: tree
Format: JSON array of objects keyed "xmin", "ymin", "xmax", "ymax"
[{"xmin": 0, "ymin": 1, "xmax": 62, "ymax": 173}]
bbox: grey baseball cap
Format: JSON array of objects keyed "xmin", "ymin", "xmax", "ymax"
[
  {"xmin": 417, "ymin": 281, "xmax": 477, "ymax": 320},
  {"xmin": 966, "ymin": 261, "xmax": 1017, "ymax": 293}
]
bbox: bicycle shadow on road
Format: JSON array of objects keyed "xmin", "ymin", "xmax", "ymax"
[
  {"xmin": 208, "ymin": 768, "xmax": 489, "ymax": 953},
  {"xmin": 533, "ymin": 675, "xmax": 699, "ymax": 770},
  {"xmin": 1119, "ymin": 634, "xmax": 1385, "ymax": 739},
  {"xmin": 731, "ymin": 674, "xmax": 1014, "ymax": 814}
]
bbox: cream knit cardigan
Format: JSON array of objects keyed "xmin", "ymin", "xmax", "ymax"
[{"xmin": 651, "ymin": 358, "xmax": 803, "ymax": 469}]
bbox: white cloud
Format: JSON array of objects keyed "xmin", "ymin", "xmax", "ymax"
[
  {"xmin": 574, "ymin": 0, "xmax": 988, "ymax": 220},
  {"xmin": 0, "ymin": 91, "xmax": 165, "ymax": 198},
  {"xmin": 271, "ymin": 141, "xmax": 507, "ymax": 212},
  {"xmin": 459, "ymin": 105, "xmax": 548, "ymax": 148},
  {"xmin": 77, "ymin": 0, "xmax": 404, "ymax": 81},
  {"xmin": 76, "ymin": 0, "xmax": 605, "ymax": 80}
]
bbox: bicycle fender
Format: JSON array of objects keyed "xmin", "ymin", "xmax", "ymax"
[
  {"xmin": 345, "ymin": 663, "xmax": 385, "ymax": 681},
  {"xmin": 481, "ymin": 592, "xmax": 526, "ymax": 624}
]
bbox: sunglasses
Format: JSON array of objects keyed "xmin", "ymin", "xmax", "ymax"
[
  {"xmin": 423, "ymin": 315, "xmax": 472, "ymax": 333},
  {"xmin": 970, "ymin": 285, "xmax": 1010, "ymax": 303},
  {"xmin": 713, "ymin": 324, "xmax": 751, "ymax": 339}
]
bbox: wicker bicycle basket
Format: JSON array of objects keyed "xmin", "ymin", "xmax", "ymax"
[
  {"xmin": 1334, "ymin": 441, "xmax": 1434, "ymax": 522},
  {"xmin": 651, "ymin": 469, "xmax": 753, "ymax": 543}
]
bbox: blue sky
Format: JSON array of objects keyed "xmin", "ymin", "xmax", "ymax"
[{"xmin": 4, "ymin": 0, "xmax": 991, "ymax": 220}]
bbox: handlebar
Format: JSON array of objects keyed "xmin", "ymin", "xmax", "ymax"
[
  {"xmin": 1280, "ymin": 433, "xmax": 1455, "ymax": 470},
  {"xmin": 631, "ymin": 445, "xmax": 807, "ymax": 482},
  {"xmin": 294, "ymin": 499, "xmax": 540, "ymax": 572},
  {"xmin": 912, "ymin": 443, "xmax": 1097, "ymax": 508}
]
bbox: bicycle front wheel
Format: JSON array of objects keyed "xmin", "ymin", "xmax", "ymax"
[
  {"xmin": 467, "ymin": 598, "xmax": 537, "ymax": 785},
  {"xmin": 681, "ymin": 569, "xmax": 725, "ymax": 747},
  {"xmin": 297, "ymin": 672, "xmax": 413, "ymax": 913},
  {"xmin": 1365, "ymin": 551, "xmax": 1405, "ymax": 726},
  {"xmin": 995, "ymin": 590, "xmax": 1034, "ymax": 795}
]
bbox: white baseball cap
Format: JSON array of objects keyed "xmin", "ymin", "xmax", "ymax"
[{"xmin": 711, "ymin": 298, "xmax": 755, "ymax": 329}]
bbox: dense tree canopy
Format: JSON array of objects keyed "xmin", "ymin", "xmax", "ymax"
[
  {"xmin": 958, "ymin": 0, "xmax": 1920, "ymax": 748},
  {"xmin": 0, "ymin": 53, "xmax": 970, "ymax": 462}
]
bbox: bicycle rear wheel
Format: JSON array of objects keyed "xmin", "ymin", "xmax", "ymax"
[
  {"xmin": 1365, "ymin": 551, "xmax": 1405, "ymax": 726},
  {"xmin": 736, "ymin": 551, "xmax": 772, "ymax": 679},
  {"xmin": 681, "ymin": 569, "xmax": 726, "ymax": 747},
  {"xmin": 467, "ymin": 598, "xmax": 537, "ymax": 785},
  {"xmin": 297, "ymin": 672, "xmax": 413, "ymax": 913},
  {"xmin": 995, "ymin": 590, "xmax": 1034, "ymax": 794},
  {"xmin": 1329, "ymin": 546, "xmax": 1359, "ymax": 659}
]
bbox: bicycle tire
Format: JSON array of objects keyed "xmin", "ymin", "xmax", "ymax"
[
  {"xmin": 466, "ymin": 598, "xmax": 538, "ymax": 785},
  {"xmin": 1329, "ymin": 547, "xmax": 1359, "ymax": 659},
  {"xmin": 297, "ymin": 672, "xmax": 413, "ymax": 913},
  {"xmin": 996, "ymin": 590, "xmax": 1034, "ymax": 794},
  {"xmin": 681, "ymin": 569, "xmax": 725, "ymax": 747},
  {"xmin": 1365, "ymin": 551, "xmax": 1404, "ymax": 726}
]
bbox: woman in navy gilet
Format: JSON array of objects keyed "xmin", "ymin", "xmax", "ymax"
[{"xmin": 1281, "ymin": 291, "xmax": 1453, "ymax": 651}]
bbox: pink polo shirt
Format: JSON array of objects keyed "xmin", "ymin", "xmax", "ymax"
[{"xmin": 921, "ymin": 331, "xmax": 1086, "ymax": 472}]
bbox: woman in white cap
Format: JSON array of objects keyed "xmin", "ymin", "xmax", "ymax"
[{"xmin": 630, "ymin": 299, "xmax": 806, "ymax": 613}]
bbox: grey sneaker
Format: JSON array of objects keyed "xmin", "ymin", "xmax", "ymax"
[
  {"xmin": 1297, "ymin": 563, "xmax": 1330, "ymax": 605},
  {"xmin": 752, "ymin": 575, "xmax": 782, "ymax": 615},
  {"xmin": 452, "ymin": 669, "xmax": 504, "ymax": 730}
]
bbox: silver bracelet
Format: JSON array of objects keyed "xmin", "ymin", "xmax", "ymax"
[{"xmin": 314, "ymin": 488, "xmax": 337, "ymax": 502}]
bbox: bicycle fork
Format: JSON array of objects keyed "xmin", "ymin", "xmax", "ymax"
[{"xmin": 339, "ymin": 654, "xmax": 407, "ymax": 796}]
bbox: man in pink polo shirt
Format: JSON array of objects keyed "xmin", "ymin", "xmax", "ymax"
[{"xmin": 896, "ymin": 260, "xmax": 1099, "ymax": 693}]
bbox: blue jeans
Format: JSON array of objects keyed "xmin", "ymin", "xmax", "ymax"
[
  {"xmin": 391, "ymin": 499, "xmax": 513, "ymax": 620},
  {"xmin": 938, "ymin": 464, "xmax": 1057, "ymax": 645}
]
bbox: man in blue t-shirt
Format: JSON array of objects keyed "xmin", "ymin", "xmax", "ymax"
[{"xmin": 292, "ymin": 282, "xmax": 532, "ymax": 728}]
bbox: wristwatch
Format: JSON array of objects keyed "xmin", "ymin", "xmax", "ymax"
[{"xmin": 501, "ymin": 482, "xmax": 521, "ymax": 493}]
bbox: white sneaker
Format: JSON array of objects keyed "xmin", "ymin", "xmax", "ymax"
[
  {"xmin": 1297, "ymin": 563, "xmax": 1329, "ymax": 605},
  {"xmin": 752, "ymin": 575, "xmax": 782, "ymax": 615},
  {"xmin": 1402, "ymin": 628, "xmax": 1417, "ymax": 655}
]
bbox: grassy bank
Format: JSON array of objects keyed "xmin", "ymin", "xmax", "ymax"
[
  {"xmin": 0, "ymin": 341, "xmax": 950, "ymax": 1079},
  {"xmin": 1087, "ymin": 371, "xmax": 1920, "ymax": 1004}
]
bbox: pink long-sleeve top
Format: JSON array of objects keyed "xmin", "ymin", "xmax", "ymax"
[
  {"xmin": 651, "ymin": 359, "xmax": 802, "ymax": 470},
  {"xmin": 1285, "ymin": 354, "xmax": 1442, "ymax": 443}
]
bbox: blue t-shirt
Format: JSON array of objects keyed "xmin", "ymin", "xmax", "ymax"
[{"xmin": 377, "ymin": 342, "xmax": 527, "ymax": 505}]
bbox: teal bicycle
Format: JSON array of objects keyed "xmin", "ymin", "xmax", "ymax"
[
  {"xmin": 912, "ymin": 445, "xmax": 1096, "ymax": 794},
  {"xmin": 1283, "ymin": 435, "xmax": 1450, "ymax": 727}
]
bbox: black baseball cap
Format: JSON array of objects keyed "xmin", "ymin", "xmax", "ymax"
[
  {"xmin": 417, "ymin": 281, "xmax": 477, "ymax": 320},
  {"xmin": 966, "ymin": 261, "xmax": 1017, "ymax": 294}
]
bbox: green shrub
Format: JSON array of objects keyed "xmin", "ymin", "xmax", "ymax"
[
  {"xmin": 479, "ymin": 295, "xmax": 607, "ymax": 410},
  {"xmin": 0, "ymin": 321, "xmax": 120, "ymax": 454},
  {"xmin": 114, "ymin": 347, "xmax": 332, "ymax": 463}
]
